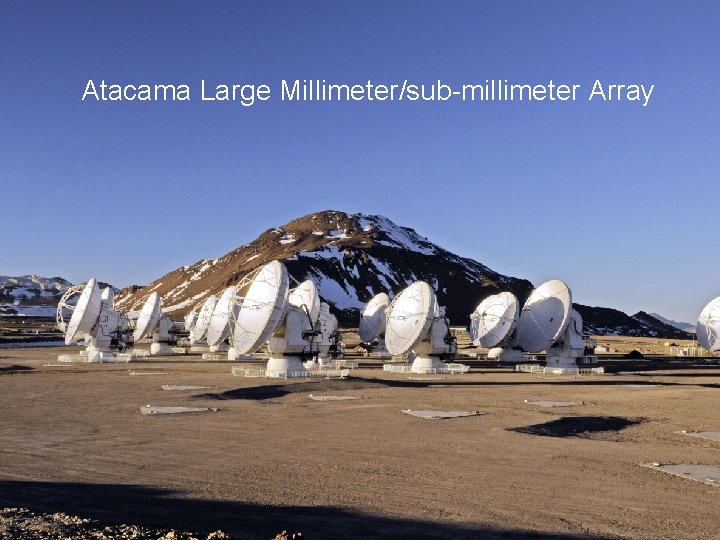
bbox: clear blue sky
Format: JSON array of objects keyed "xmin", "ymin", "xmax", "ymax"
[{"xmin": 2, "ymin": 1, "xmax": 718, "ymax": 322}]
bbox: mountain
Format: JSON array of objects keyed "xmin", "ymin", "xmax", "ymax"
[
  {"xmin": 0, "ymin": 214, "xmax": 695, "ymax": 341},
  {"xmin": 115, "ymin": 211, "xmax": 534, "ymax": 326},
  {"xmin": 574, "ymin": 305, "xmax": 692, "ymax": 340},
  {"xmin": 0, "ymin": 275, "xmax": 71, "ymax": 299},
  {"xmin": 113, "ymin": 210, "xmax": 690, "ymax": 340},
  {"xmin": 0, "ymin": 275, "xmax": 72, "ymax": 317},
  {"xmin": 649, "ymin": 313, "xmax": 696, "ymax": 334},
  {"xmin": 0, "ymin": 275, "xmax": 117, "ymax": 317}
]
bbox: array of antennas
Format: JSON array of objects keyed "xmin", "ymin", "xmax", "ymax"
[
  {"xmin": 358, "ymin": 281, "xmax": 463, "ymax": 374},
  {"xmin": 179, "ymin": 261, "xmax": 343, "ymax": 371},
  {"xmin": 58, "ymin": 260, "xmax": 720, "ymax": 367},
  {"xmin": 469, "ymin": 279, "xmax": 586, "ymax": 369}
]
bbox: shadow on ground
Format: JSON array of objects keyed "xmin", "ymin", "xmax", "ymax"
[
  {"xmin": 194, "ymin": 373, "xmax": 719, "ymax": 402},
  {"xmin": 0, "ymin": 479, "xmax": 605, "ymax": 540},
  {"xmin": 0, "ymin": 364, "xmax": 34, "ymax": 373},
  {"xmin": 510, "ymin": 416, "xmax": 644, "ymax": 439}
]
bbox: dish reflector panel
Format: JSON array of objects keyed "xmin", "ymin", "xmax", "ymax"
[
  {"xmin": 385, "ymin": 281, "xmax": 435, "ymax": 356},
  {"xmin": 206, "ymin": 286, "xmax": 238, "ymax": 346},
  {"xmin": 697, "ymin": 296, "xmax": 720, "ymax": 352},
  {"xmin": 470, "ymin": 292, "xmax": 519, "ymax": 348},
  {"xmin": 232, "ymin": 261, "xmax": 289, "ymax": 354},
  {"xmin": 288, "ymin": 280, "xmax": 320, "ymax": 322},
  {"xmin": 134, "ymin": 292, "xmax": 162, "ymax": 340},
  {"xmin": 359, "ymin": 293, "xmax": 390, "ymax": 342},
  {"xmin": 193, "ymin": 295, "xmax": 218, "ymax": 340},
  {"xmin": 184, "ymin": 308, "xmax": 199, "ymax": 333},
  {"xmin": 516, "ymin": 280, "xmax": 572, "ymax": 353},
  {"xmin": 65, "ymin": 279, "xmax": 102, "ymax": 344}
]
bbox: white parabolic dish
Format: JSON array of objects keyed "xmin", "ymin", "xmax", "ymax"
[
  {"xmin": 288, "ymin": 280, "xmax": 320, "ymax": 322},
  {"xmin": 193, "ymin": 295, "xmax": 218, "ymax": 340},
  {"xmin": 359, "ymin": 292, "xmax": 390, "ymax": 342},
  {"xmin": 64, "ymin": 278, "xmax": 102, "ymax": 344},
  {"xmin": 385, "ymin": 281, "xmax": 435, "ymax": 356},
  {"xmin": 184, "ymin": 308, "xmax": 199, "ymax": 333},
  {"xmin": 232, "ymin": 260, "xmax": 289, "ymax": 354},
  {"xmin": 206, "ymin": 286, "xmax": 238, "ymax": 346},
  {"xmin": 134, "ymin": 292, "xmax": 162, "ymax": 341},
  {"xmin": 516, "ymin": 280, "xmax": 572, "ymax": 353},
  {"xmin": 697, "ymin": 296, "xmax": 720, "ymax": 352},
  {"xmin": 470, "ymin": 291, "xmax": 519, "ymax": 348}
]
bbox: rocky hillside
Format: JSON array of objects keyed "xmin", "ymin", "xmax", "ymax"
[
  {"xmin": 113, "ymin": 210, "xmax": 692, "ymax": 340},
  {"xmin": 115, "ymin": 211, "xmax": 534, "ymax": 327},
  {"xmin": 0, "ymin": 275, "xmax": 72, "ymax": 317},
  {"xmin": 574, "ymin": 305, "xmax": 692, "ymax": 340},
  {"xmin": 649, "ymin": 312, "xmax": 696, "ymax": 334}
]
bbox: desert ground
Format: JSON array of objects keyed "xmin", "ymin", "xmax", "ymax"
[{"xmin": 1, "ymin": 344, "xmax": 720, "ymax": 539}]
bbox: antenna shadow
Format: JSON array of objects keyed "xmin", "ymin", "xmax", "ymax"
[{"xmin": 0, "ymin": 479, "xmax": 608, "ymax": 540}]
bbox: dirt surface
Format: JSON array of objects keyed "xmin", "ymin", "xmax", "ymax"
[{"xmin": 2, "ymin": 347, "xmax": 720, "ymax": 539}]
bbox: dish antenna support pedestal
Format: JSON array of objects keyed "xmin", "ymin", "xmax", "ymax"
[
  {"xmin": 265, "ymin": 279, "xmax": 322, "ymax": 377},
  {"xmin": 150, "ymin": 316, "xmax": 177, "ymax": 355},
  {"xmin": 305, "ymin": 302, "xmax": 340, "ymax": 369},
  {"xmin": 544, "ymin": 308, "xmax": 585, "ymax": 370}
]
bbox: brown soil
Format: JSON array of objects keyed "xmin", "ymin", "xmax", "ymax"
[{"xmin": 1, "ymin": 347, "xmax": 720, "ymax": 539}]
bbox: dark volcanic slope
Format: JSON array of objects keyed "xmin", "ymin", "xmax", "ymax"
[
  {"xmin": 114, "ymin": 210, "xmax": 691, "ymax": 339},
  {"xmin": 574, "ymin": 305, "xmax": 692, "ymax": 340},
  {"xmin": 116, "ymin": 210, "xmax": 533, "ymax": 326}
]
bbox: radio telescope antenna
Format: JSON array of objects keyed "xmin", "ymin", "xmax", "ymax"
[
  {"xmin": 470, "ymin": 292, "xmax": 518, "ymax": 347},
  {"xmin": 386, "ymin": 282, "xmax": 434, "ymax": 356},
  {"xmin": 133, "ymin": 292, "xmax": 162, "ymax": 342},
  {"xmin": 56, "ymin": 283, "xmax": 86, "ymax": 333},
  {"xmin": 358, "ymin": 293, "xmax": 391, "ymax": 358},
  {"xmin": 184, "ymin": 304, "xmax": 200, "ymax": 335},
  {"xmin": 64, "ymin": 279, "xmax": 102, "ymax": 345},
  {"xmin": 515, "ymin": 280, "xmax": 587, "ymax": 372},
  {"xmin": 190, "ymin": 295, "xmax": 218, "ymax": 344},
  {"xmin": 516, "ymin": 280, "xmax": 572, "ymax": 353},
  {"xmin": 384, "ymin": 281, "xmax": 467, "ymax": 374},
  {"xmin": 130, "ymin": 292, "xmax": 183, "ymax": 355},
  {"xmin": 697, "ymin": 297, "xmax": 720, "ymax": 352},
  {"xmin": 469, "ymin": 292, "xmax": 526, "ymax": 363},
  {"xmin": 58, "ymin": 278, "xmax": 131, "ymax": 362},
  {"xmin": 231, "ymin": 260, "xmax": 289, "ymax": 356},
  {"xmin": 206, "ymin": 286, "xmax": 240, "ymax": 352}
]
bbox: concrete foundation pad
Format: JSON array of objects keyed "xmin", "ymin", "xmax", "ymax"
[
  {"xmin": 161, "ymin": 385, "xmax": 214, "ymax": 391},
  {"xmin": 308, "ymin": 395, "xmax": 362, "ymax": 401},
  {"xmin": 402, "ymin": 409, "xmax": 487, "ymax": 420},
  {"xmin": 676, "ymin": 431, "xmax": 720, "ymax": 442},
  {"xmin": 524, "ymin": 400, "xmax": 584, "ymax": 407},
  {"xmin": 642, "ymin": 463, "xmax": 720, "ymax": 487},
  {"xmin": 140, "ymin": 405, "xmax": 219, "ymax": 415}
]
